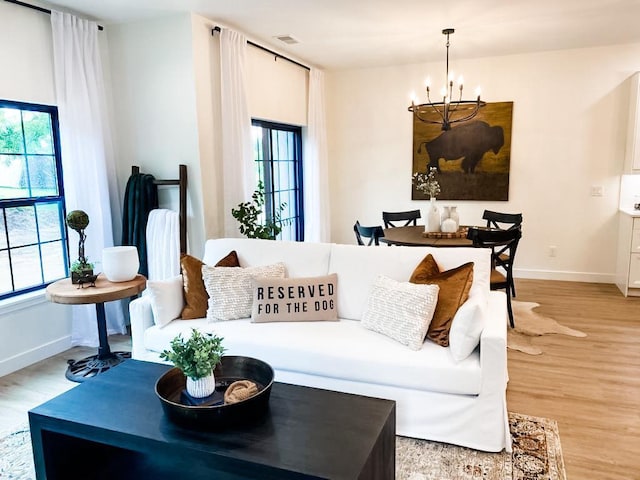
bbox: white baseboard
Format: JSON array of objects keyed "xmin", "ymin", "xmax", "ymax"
[
  {"xmin": 0, "ymin": 336, "xmax": 72, "ymax": 378},
  {"xmin": 514, "ymin": 268, "xmax": 616, "ymax": 284}
]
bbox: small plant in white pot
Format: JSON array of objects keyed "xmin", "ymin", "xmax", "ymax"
[{"xmin": 159, "ymin": 329, "xmax": 225, "ymax": 398}]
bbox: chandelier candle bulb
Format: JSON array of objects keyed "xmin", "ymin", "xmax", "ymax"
[{"xmin": 408, "ymin": 28, "xmax": 486, "ymax": 131}]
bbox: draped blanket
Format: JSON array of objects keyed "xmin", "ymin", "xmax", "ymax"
[
  {"xmin": 146, "ymin": 209, "xmax": 180, "ymax": 281},
  {"xmin": 122, "ymin": 173, "xmax": 158, "ymax": 277}
]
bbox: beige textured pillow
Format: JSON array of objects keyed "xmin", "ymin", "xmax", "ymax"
[
  {"xmin": 361, "ymin": 275, "xmax": 439, "ymax": 351},
  {"xmin": 410, "ymin": 254, "xmax": 474, "ymax": 347},
  {"xmin": 180, "ymin": 251, "xmax": 240, "ymax": 319},
  {"xmin": 251, "ymin": 274, "xmax": 338, "ymax": 323},
  {"xmin": 203, "ymin": 263, "xmax": 286, "ymax": 321}
]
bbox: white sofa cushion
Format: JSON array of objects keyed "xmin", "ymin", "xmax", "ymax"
[
  {"xmin": 146, "ymin": 275, "xmax": 184, "ymax": 328},
  {"xmin": 361, "ymin": 275, "xmax": 439, "ymax": 350},
  {"xmin": 328, "ymin": 244, "xmax": 491, "ymax": 321},
  {"xmin": 449, "ymin": 297, "xmax": 486, "ymax": 361},
  {"xmin": 144, "ymin": 317, "xmax": 482, "ymax": 396},
  {"xmin": 203, "ymin": 238, "xmax": 332, "ymax": 278}
]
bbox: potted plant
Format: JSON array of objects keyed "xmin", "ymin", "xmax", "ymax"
[
  {"xmin": 231, "ymin": 181, "xmax": 288, "ymax": 240},
  {"xmin": 159, "ymin": 329, "xmax": 225, "ymax": 398},
  {"xmin": 66, "ymin": 210, "xmax": 94, "ymax": 284}
]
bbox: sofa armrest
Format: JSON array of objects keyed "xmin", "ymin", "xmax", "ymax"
[
  {"xmin": 129, "ymin": 295, "xmax": 154, "ymax": 360},
  {"xmin": 479, "ymin": 291, "xmax": 508, "ymax": 391}
]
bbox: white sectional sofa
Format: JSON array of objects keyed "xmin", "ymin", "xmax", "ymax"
[{"xmin": 130, "ymin": 238, "xmax": 510, "ymax": 452}]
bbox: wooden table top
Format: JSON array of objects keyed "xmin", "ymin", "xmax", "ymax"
[
  {"xmin": 45, "ymin": 274, "xmax": 146, "ymax": 305},
  {"xmin": 380, "ymin": 225, "xmax": 474, "ymax": 247}
]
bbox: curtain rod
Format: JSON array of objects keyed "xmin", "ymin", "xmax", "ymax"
[
  {"xmin": 4, "ymin": 0, "xmax": 104, "ymax": 30},
  {"xmin": 212, "ymin": 26, "xmax": 310, "ymax": 72}
]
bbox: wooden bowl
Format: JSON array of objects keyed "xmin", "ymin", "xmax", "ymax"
[{"xmin": 155, "ymin": 355, "xmax": 274, "ymax": 429}]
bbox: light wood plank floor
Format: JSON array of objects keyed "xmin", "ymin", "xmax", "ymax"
[
  {"xmin": 0, "ymin": 335, "xmax": 131, "ymax": 432},
  {"xmin": 506, "ymin": 279, "xmax": 640, "ymax": 480},
  {"xmin": 1, "ymin": 280, "xmax": 638, "ymax": 479}
]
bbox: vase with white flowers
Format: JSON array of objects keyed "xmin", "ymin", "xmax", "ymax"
[{"xmin": 412, "ymin": 167, "xmax": 442, "ymax": 233}]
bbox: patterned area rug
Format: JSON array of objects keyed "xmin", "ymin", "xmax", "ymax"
[
  {"xmin": 397, "ymin": 412, "xmax": 566, "ymax": 480},
  {"xmin": 508, "ymin": 301, "xmax": 587, "ymax": 355},
  {"xmin": 2, "ymin": 413, "xmax": 564, "ymax": 480}
]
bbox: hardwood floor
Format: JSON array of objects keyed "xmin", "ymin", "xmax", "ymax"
[
  {"xmin": 0, "ymin": 280, "xmax": 638, "ymax": 479},
  {"xmin": 0, "ymin": 335, "xmax": 131, "ymax": 433},
  {"xmin": 506, "ymin": 279, "xmax": 640, "ymax": 480}
]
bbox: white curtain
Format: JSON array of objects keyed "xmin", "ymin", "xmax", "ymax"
[
  {"xmin": 51, "ymin": 11, "xmax": 125, "ymax": 346},
  {"xmin": 303, "ymin": 68, "xmax": 331, "ymax": 242},
  {"xmin": 219, "ymin": 28, "xmax": 254, "ymax": 237}
]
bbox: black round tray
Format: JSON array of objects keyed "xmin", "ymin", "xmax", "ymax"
[{"xmin": 155, "ymin": 355, "xmax": 274, "ymax": 429}]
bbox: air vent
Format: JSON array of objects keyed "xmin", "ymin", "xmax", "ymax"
[{"xmin": 274, "ymin": 35, "xmax": 299, "ymax": 45}]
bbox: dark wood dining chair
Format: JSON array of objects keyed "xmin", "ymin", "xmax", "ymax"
[
  {"xmin": 467, "ymin": 227, "xmax": 522, "ymax": 328},
  {"xmin": 482, "ymin": 210, "xmax": 523, "ymax": 298},
  {"xmin": 353, "ymin": 221, "xmax": 385, "ymax": 246},
  {"xmin": 382, "ymin": 210, "xmax": 422, "ymax": 228},
  {"xmin": 482, "ymin": 210, "xmax": 523, "ymax": 230}
]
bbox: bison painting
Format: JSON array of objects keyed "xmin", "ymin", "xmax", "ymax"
[{"xmin": 418, "ymin": 120, "xmax": 505, "ymax": 173}]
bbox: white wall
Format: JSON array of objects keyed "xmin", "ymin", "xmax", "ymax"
[
  {"xmin": 107, "ymin": 15, "xmax": 310, "ymax": 251},
  {"xmin": 0, "ymin": 2, "xmax": 72, "ymax": 376},
  {"xmin": 107, "ymin": 13, "xmax": 206, "ymax": 257},
  {"xmin": 326, "ymin": 43, "xmax": 640, "ymax": 282}
]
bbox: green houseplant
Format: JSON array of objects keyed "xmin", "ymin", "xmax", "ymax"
[
  {"xmin": 159, "ymin": 329, "xmax": 225, "ymax": 398},
  {"xmin": 66, "ymin": 210, "xmax": 94, "ymax": 284},
  {"xmin": 231, "ymin": 181, "xmax": 287, "ymax": 240}
]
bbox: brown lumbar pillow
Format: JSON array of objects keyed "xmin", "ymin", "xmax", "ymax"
[
  {"xmin": 410, "ymin": 254, "xmax": 474, "ymax": 347},
  {"xmin": 180, "ymin": 251, "xmax": 240, "ymax": 319}
]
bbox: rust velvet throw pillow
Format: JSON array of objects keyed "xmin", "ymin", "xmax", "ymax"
[
  {"xmin": 410, "ymin": 254, "xmax": 474, "ymax": 347},
  {"xmin": 180, "ymin": 251, "xmax": 240, "ymax": 319}
]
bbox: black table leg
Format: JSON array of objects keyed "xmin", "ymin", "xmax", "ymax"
[{"xmin": 65, "ymin": 302, "xmax": 130, "ymax": 383}]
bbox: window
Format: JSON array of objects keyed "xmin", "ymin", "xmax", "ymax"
[
  {"xmin": 252, "ymin": 120, "xmax": 304, "ymax": 241},
  {"xmin": 0, "ymin": 100, "xmax": 68, "ymax": 300}
]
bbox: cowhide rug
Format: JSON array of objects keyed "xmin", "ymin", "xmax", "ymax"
[{"xmin": 507, "ymin": 301, "xmax": 587, "ymax": 355}]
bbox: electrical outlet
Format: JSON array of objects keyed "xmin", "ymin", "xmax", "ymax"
[
  {"xmin": 548, "ymin": 245, "xmax": 557, "ymax": 257},
  {"xmin": 590, "ymin": 185, "xmax": 604, "ymax": 197}
]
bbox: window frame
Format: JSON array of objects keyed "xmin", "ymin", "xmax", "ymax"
[
  {"xmin": 251, "ymin": 119, "xmax": 304, "ymax": 241},
  {"xmin": 0, "ymin": 99, "xmax": 69, "ymax": 300}
]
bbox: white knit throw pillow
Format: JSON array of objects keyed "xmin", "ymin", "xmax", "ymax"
[
  {"xmin": 361, "ymin": 275, "xmax": 439, "ymax": 350},
  {"xmin": 202, "ymin": 263, "xmax": 286, "ymax": 321}
]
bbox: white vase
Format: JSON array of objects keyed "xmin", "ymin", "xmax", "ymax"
[
  {"xmin": 186, "ymin": 371, "xmax": 216, "ymax": 398},
  {"xmin": 450, "ymin": 206, "xmax": 460, "ymax": 230},
  {"xmin": 102, "ymin": 246, "xmax": 139, "ymax": 282},
  {"xmin": 441, "ymin": 218, "xmax": 457, "ymax": 233},
  {"xmin": 442, "ymin": 206, "xmax": 451, "ymax": 221},
  {"xmin": 426, "ymin": 197, "xmax": 441, "ymax": 233}
]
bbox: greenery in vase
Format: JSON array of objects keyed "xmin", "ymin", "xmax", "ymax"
[
  {"xmin": 412, "ymin": 167, "xmax": 441, "ymax": 199},
  {"xmin": 159, "ymin": 329, "xmax": 225, "ymax": 380},
  {"xmin": 231, "ymin": 180, "xmax": 288, "ymax": 240}
]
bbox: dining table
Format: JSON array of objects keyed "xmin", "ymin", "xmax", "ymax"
[{"xmin": 379, "ymin": 225, "xmax": 474, "ymax": 247}]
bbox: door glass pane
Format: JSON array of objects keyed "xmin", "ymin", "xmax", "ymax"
[
  {"xmin": 42, "ymin": 240, "xmax": 66, "ymax": 282},
  {"xmin": 0, "ymin": 107, "xmax": 25, "ymax": 154},
  {"xmin": 23, "ymin": 110, "xmax": 53, "ymax": 155},
  {"xmin": 0, "ymin": 210, "xmax": 6, "ymax": 249},
  {"xmin": 0, "ymin": 155, "xmax": 28, "ymax": 199},
  {"xmin": 28, "ymin": 155, "xmax": 58, "ymax": 196},
  {"xmin": 0, "ymin": 251, "xmax": 11, "ymax": 295},
  {"xmin": 6, "ymin": 206, "xmax": 37, "ymax": 247},
  {"xmin": 37, "ymin": 202, "xmax": 63, "ymax": 242},
  {"xmin": 11, "ymin": 245, "xmax": 43, "ymax": 289}
]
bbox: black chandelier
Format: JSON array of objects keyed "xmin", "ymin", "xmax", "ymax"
[{"xmin": 408, "ymin": 28, "xmax": 485, "ymax": 131}]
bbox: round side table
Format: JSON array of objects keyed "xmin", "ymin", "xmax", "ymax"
[{"xmin": 46, "ymin": 274, "xmax": 146, "ymax": 382}]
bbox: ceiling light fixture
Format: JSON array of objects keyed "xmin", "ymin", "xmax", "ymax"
[{"xmin": 408, "ymin": 28, "xmax": 485, "ymax": 131}]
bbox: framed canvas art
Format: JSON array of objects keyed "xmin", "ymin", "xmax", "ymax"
[{"xmin": 411, "ymin": 101, "xmax": 514, "ymax": 201}]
